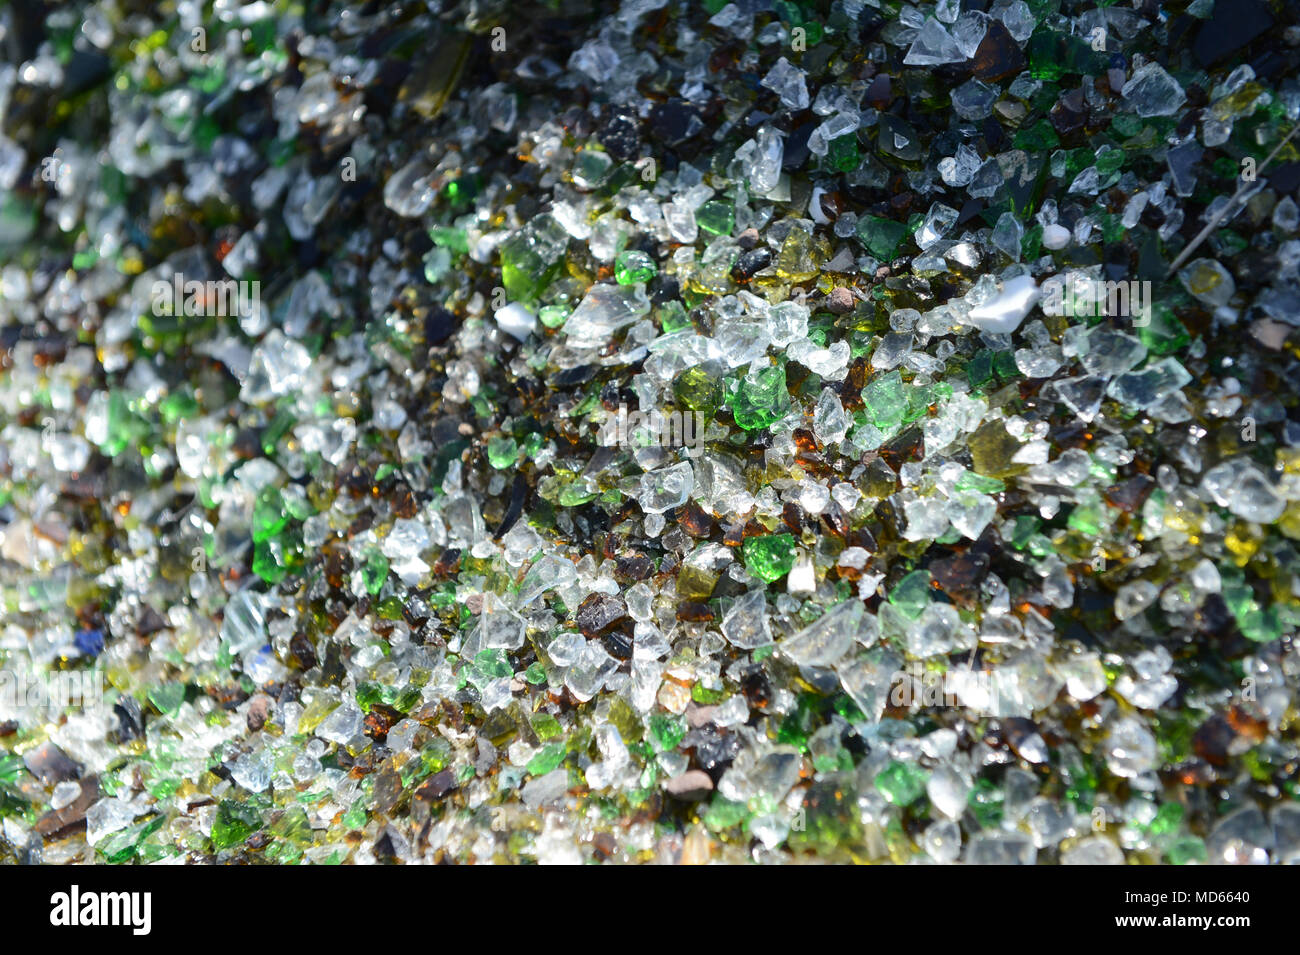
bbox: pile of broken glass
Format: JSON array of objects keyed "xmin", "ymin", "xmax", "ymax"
[{"xmin": 1, "ymin": 0, "xmax": 1300, "ymax": 864}]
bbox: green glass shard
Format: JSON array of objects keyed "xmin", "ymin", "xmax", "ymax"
[
  {"xmin": 499, "ymin": 214, "xmax": 568, "ymax": 304},
  {"xmin": 875, "ymin": 760, "xmax": 927, "ymax": 806},
  {"xmin": 614, "ymin": 249, "xmax": 657, "ymax": 284},
  {"xmin": 743, "ymin": 533, "xmax": 797, "ymax": 583},
  {"xmin": 696, "ymin": 200, "xmax": 734, "ymax": 236},
  {"xmin": 727, "ymin": 363, "xmax": 791, "ymax": 430},
  {"xmin": 855, "ymin": 216, "xmax": 910, "ymax": 261}
]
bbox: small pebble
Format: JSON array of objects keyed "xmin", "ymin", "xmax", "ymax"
[
  {"xmin": 826, "ymin": 286, "xmax": 856, "ymax": 314},
  {"xmin": 1041, "ymin": 223, "xmax": 1071, "ymax": 250},
  {"xmin": 664, "ymin": 770, "xmax": 714, "ymax": 799}
]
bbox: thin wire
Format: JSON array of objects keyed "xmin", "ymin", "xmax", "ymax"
[{"xmin": 1165, "ymin": 123, "xmax": 1300, "ymax": 279}]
